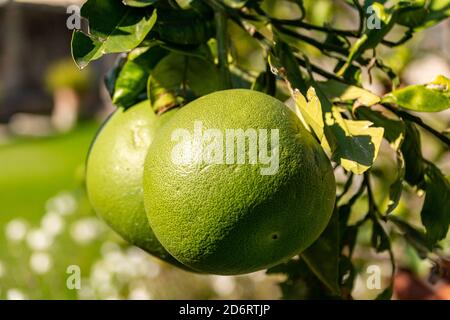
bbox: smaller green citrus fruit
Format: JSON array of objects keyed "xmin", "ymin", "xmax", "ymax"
[{"xmin": 86, "ymin": 101, "xmax": 187, "ymax": 269}]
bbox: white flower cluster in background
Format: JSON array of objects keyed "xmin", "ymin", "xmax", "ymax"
[
  {"xmin": 3, "ymin": 191, "xmax": 80, "ymax": 284},
  {"xmin": 1, "ymin": 190, "xmax": 281, "ymax": 300},
  {"xmin": 76, "ymin": 241, "xmax": 281, "ymax": 300}
]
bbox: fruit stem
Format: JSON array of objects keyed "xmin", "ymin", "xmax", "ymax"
[{"xmin": 215, "ymin": 10, "xmax": 232, "ymax": 89}]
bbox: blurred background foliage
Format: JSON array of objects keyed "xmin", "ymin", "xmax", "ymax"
[{"xmin": 0, "ymin": 0, "xmax": 449, "ymax": 300}]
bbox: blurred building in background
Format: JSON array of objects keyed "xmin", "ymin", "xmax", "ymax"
[{"xmin": 0, "ymin": 0, "xmax": 112, "ymax": 134}]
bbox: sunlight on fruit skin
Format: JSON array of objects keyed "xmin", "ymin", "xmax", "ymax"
[
  {"xmin": 144, "ymin": 89, "xmax": 336, "ymax": 275},
  {"xmin": 85, "ymin": 101, "xmax": 191, "ymax": 270}
]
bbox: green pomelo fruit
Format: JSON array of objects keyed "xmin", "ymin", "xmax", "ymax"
[
  {"xmin": 143, "ymin": 89, "xmax": 336, "ymax": 275},
  {"xmin": 86, "ymin": 101, "xmax": 188, "ymax": 269}
]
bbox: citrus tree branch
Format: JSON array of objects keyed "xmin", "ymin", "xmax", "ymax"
[
  {"xmin": 274, "ymin": 24, "xmax": 349, "ymax": 55},
  {"xmin": 295, "ymin": 56, "xmax": 352, "ymax": 84},
  {"xmin": 383, "ymin": 103, "xmax": 450, "ymax": 147},
  {"xmin": 381, "ymin": 29, "xmax": 414, "ymax": 47},
  {"xmin": 350, "ymin": 0, "xmax": 364, "ymax": 36},
  {"xmin": 337, "ymin": 172, "xmax": 355, "ymax": 202},
  {"xmin": 364, "ymin": 172, "xmax": 379, "ymax": 215},
  {"xmin": 249, "ymin": 4, "xmax": 359, "ymax": 37},
  {"xmin": 271, "ymin": 18, "xmax": 359, "ymax": 37},
  {"xmin": 294, "ymin": 0, "xmax": 306, "ymax": 20}
]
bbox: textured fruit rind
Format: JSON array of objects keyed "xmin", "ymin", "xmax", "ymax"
[
  {"xmin": 143, "ymin": 89, "xmax": 336, "ymax": 275},
  {"xmin": 86, "ymin": 101, "xmax": 187, "ymax": 268}
]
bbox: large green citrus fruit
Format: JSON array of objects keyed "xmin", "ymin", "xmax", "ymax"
[
  {"xmin": 143, "ymin": 89, "xmax": 336, "ymax": 275},
  {"xmin": 86, "ymin": 101, "xmax": 185, "ymax": 268}
]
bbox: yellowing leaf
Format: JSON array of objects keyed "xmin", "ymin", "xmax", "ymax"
[
  {"xmin": 332, "ymin": 109, "xmax": 384, "ymax": 174},
  {"xmin": 318, "ymin": 80, "xmax": 381, "ymax": 107},
  {"xmin": 293, "ymin": 87, "xmax": 384, "ymax": 174},
  {"xmin": 293, "ymin": 88, "xmax": 325, "ymax": 142},
  {"xmin": 382, "ymin": 75, "xmax": 450, "ymax": 112}
]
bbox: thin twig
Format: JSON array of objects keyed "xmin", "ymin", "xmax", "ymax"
[
  {"xmin": 205, "ymin": 0, "xmax": 271, "ymax": 48},
  {"xmin": 383, "ymin": 103, "xmax": 450, "ymax": 148},
  {"xmin": 295, "ymin": 56, "xmax": 352, "ymax": 84},
  {"xmin": 364, "ymin": 172, "xmax": 380, "ymax": 216},
  {"xmin": 272, "ymin": 18, "xmax": 359, "ymax": 37},
  {"xmin": 337, "ymin": 172, "xmax": 355, "ymax": 202},
  {"xmin": 381, "ymin": 29, "xmax": 414, "ymax": 47},
  {"xmin": 274, "ymin": 24, "xmax": 349, "ymax": 55},
  {"xmin": 249, "ymin": 4, "xmax": 358, "ymax": 37},
  {"xmin": 351, "ymin": 0, "xmax": 364, "ymax": 36}
]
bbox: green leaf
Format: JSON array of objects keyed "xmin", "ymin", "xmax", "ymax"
[
  {"xmin": 355, "ymin": 107, "xmax": 406, "ymax": 213},
  {"xmin": 371, "ymin": 219, "xmax": 390, "ymax": 253},
  {"xmin": 293, "ymin": 88, "xmax": 384, "ymax": 174},
  {"xmin": 396, "ymin": 0, "xmax": 427, "ymax": 28},
  {"xmin": 112, "ymin": 46, "xmax": 168, "ymax": 108},
  {"xmin": 401, "ymin": 121, "xmax": 425, "ymax": 186},
  {"xmin": 270, "ymin": 46, "xmax": 381, "ymax": 174},
  {"xmin": 382, "ymin": 75, "xmax": 450, "ymax": 112},
  {"xmin": 71, "ymin": 0, "xmax": 157, "ymax": 68},
  {"xmin": 158, "ymin": 42, "xmax": 215, "ymax": 61},
  {"xmin": 123, "ymin": 0, "xmax": 159, "ymax": 7},
  {"xmin": 397, "ymin": 0, "xmax": 450, "ymax": 30},
  {"xmin": 385, "ymin": 151, "xmax": 405, "ymax": 214},
  {"xmin": 267, "ymin": 209, "xmax": 342, "ymax": 299},
  {"xmin": 267, "ymin": 259, "xmax": 340, "ymax": 299},
  {"xmin": 338, "ymin": 189, "xmax": 364, "ymax": 258},
  {"xmin": 147, "ymin": 52, "xmax": 221, "ymax": 112},
  {"xmin": 269, "ymin": 41, "xmax": 307, "ymax": 94},
  {"xmin": 301, "ymin": 207, "xmax": 341, "ymax": 296},
  {"xmin": 424, "ymin": 0, "xmax": 450, "ymax": 29},
  {"xmin": 104, "ymin": 55, "xmax": 127, "ymax": 98},
  {"xmin": 421, "ymin": 163, "xmax": 450, "ymax": 246},
  {"xmin": 356, "ymin": 108, "xmax": 405, "ymax": 148},
  {"xmin": 318, "ymin": 80, "xmax": 381, "ymax": 107},
  {"xmin": 389, "ymin": 215, "xmax": 430, "ymax": 258},
  {"xmin": 338, "ymin": 2, "xmax": 395, "ymax": 76},
  {"xmin": 329, "ymin": 109, "xmax": 384, "ymax": 174},
  {"xmin": 292, "ymin": 88, "xmax": 325, "ymax": 141},
  {"xmin": 251, "ymin": 65, "xmax": 276, "ymax": 95},
  {"xmin": 375, "ymin": 285, "xmax": 393, "ymax": 300},
  {"xmin": 154, "ymin": 6, "xmax": 214, "ymax": 45},
  {"xmin": 71, "ymin": 31, "xmax": 102, "ymax": 70}
]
